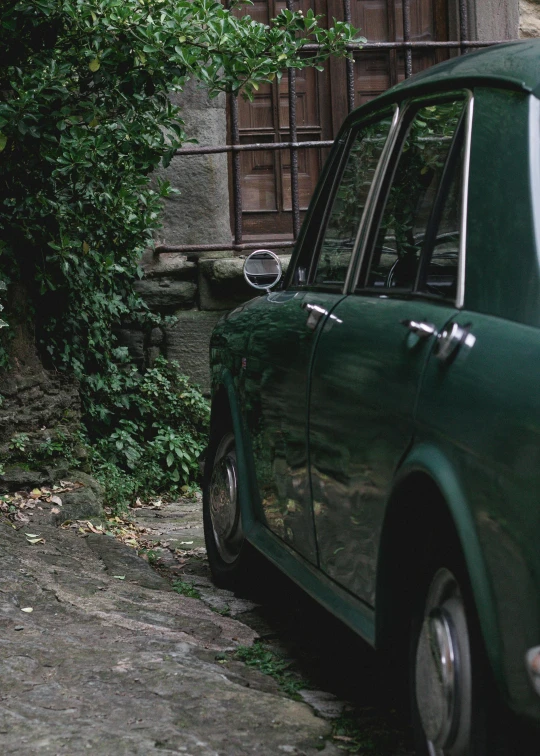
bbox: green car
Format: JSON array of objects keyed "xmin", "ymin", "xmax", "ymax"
[{"xmin": 203, "ymin": 40, "xmax": 540, "ymax": 755}]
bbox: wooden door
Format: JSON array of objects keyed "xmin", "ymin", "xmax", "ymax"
[{"xmin": 233, "ymin": 0, "xmax": 452, "ymax": 240}]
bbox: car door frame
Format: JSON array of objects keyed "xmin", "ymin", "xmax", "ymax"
[{"xmin": 233, "ymin": 85, "xmax": 476, "ymax": 650}]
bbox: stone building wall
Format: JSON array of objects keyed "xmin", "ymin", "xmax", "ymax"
[{"xmin": 520, "ymin": 0, "xmax": 540, "ymax": 36}]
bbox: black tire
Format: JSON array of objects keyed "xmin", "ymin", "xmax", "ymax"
[
  {"xmin": 202, "ymin": 429, "xmax": 258, "ymax": 589},
  {"xmin": 409, "ymin": 542, "xmax": 515, "ymax": 756}
]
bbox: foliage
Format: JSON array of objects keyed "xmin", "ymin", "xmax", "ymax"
[
  {"xmin": 377, "ymin": 99, "xmax": 465, "ymax": 259},
  {"xmin": 0, "ymin": 0, "xmax": 360, "ymax": 505},
  {"xmin": 90, "ymin": 356, "xmax": 209, "ymax": 507},
  {"xmin": 3, "ymin": 426, "xmax": 89, "ymax": 471},
  {"xmin": 171, "ymin": 579, "xmax": 202, "ymax": 599},
  {"xmin": 234, "ymin": 641, "xmax": 306, "ymax": 698},
  {"xmin": 0, "ymin": 281, "xmax": 7, "ymax": 331}
]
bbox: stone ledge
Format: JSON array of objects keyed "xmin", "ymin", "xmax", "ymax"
[{"xmin": 133, "ymin": 279, "xmax": 197, "ymax": 312}]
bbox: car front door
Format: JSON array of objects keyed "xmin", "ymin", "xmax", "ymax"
[
  {"xmin": 309, "ymin": 93, "xmax": 470, "ymax": 604},
  {"xmin": 242, "ymin": 111, "xmax": 396, "ymax": 564}
]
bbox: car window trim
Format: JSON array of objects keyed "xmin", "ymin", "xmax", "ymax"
[
  {"xmin": 351, "ymin": 90, "xmax": 471, "ymax": 297},
  {"xmin": 306, "ymin": 105, "xmax": 400, "ymax": 292},
  {"xmin": 283, "ymin": 134, "xmax": 349, "ymax": 289},
  {"xmin": 456, "ymin": 92, "xmax": 474, "ymax": 308},
  {"xmin": 341, "ymin": 104, "xmax": 401, "ymax": 293}
]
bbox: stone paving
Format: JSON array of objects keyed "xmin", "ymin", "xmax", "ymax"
[{"xmin": 0, "ymin": 496, "xmax": 413, "ymax": 755}]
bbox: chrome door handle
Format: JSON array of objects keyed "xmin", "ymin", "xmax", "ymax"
[
  {"xmin": 401, "ymin": 319, "xmax": 437, "ymax": 338},
  {"xmin": 435, "ymin": 322, "xmax": 473, "ymax": 363}
]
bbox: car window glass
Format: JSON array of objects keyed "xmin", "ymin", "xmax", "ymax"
[
  {"xmin": 311, "ymin": 114, "xmax": 394, "ymax": 287},
  {"xmin": 365, "ymin": 99, "xmax": 465, "ymax": 291},
  {"xmin": 418, "ymin": 142, "xmax": 464, "ymax": 300}
]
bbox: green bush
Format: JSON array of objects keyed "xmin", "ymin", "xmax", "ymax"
[
  {"xmin": 0, "ymin": 1, "xmax": 359, "ymax": 506},
  {"xmin": 90, "ymin": 356, "xmax": 209, "ymax": 506}
]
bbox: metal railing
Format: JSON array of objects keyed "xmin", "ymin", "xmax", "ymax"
[{"xmin": 158, "ymin": 0, "xmax": 506, "ymax": 257}]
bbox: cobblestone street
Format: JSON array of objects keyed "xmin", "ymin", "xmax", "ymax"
[{"xmin": 0, "ymin": 495, "xmax": 413, "ymax": 755}]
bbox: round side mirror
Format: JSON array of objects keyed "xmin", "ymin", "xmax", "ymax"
[{"xmin": 243, "ymin": 249, "xmax": 282, "ymax": 291}]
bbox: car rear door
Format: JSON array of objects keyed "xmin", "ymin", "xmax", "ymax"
[{"xmin": 308, "ymin": 93, "xmax": 470, "ymax": 604}]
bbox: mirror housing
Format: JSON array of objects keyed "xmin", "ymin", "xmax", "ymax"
[{"xmin": 243, "ymin": 249, "xmax": 282, "ymax": 292}]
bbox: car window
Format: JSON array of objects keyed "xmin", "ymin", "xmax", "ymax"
[
  {"xmin": 363, "ymin": 98, "xmax": 465, "ymax": 291},
  {"xmin": 416, "ymin": 139, "xmax": 464, "ymax": 301},
  {"xmin": 310, "ymin": 113, "xmax": 394, "ymax": 287}
]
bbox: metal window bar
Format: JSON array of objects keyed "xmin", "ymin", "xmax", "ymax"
[{"xmin": 159, "ymin": 0, "xmax": 506, "ymax": 257}]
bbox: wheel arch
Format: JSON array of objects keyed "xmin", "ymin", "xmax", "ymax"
[{"xmin": 375, "ymin": 443, "xmax": 502, "ymax": 689}]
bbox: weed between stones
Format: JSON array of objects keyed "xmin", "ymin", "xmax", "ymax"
[
  {"xmin": 233, "ymin": 641, "xmax": 306, "ymax": 699},
  {"xmin": 171, "ymin": 580, "xmax": 201, "ymax": 599}
]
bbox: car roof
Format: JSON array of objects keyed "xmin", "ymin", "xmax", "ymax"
[{"xmin": 346, "ymin": 40, "xmax": 540, "ymax": 124}]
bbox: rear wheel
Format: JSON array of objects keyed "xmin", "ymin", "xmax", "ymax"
[
  {"xmin": 410, "ymin": 550, "xmax": 514, "ymax": 756},
  {"xmin": 412, "ymin": 566, "xmax": 475, "ymax": 756},
  {"xmin": 202, "ymin": 430, "xmax": 256, "ymax": 588}
]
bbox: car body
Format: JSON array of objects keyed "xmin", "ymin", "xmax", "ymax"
[{"xmin": 203, "ymin": 40, "xmax": 540, "ymax": 754}]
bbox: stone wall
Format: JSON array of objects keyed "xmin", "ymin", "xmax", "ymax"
[
  {"xmin": 520, "ymin": 0, "xmax": 540, "ymax": 36},
  {"xmin": 0, "ymin": 284, "xmax": 81, "ymax": 460}
]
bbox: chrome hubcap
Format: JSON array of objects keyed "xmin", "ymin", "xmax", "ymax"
[
  {"xmin": 209, "ymin": 436, "xmax": 243, "ymax": 564},
  {"xmin": 415, "ymin": 568, "xmax": 472, "ymax": 756}
]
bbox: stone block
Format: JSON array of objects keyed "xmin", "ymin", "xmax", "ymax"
[
  {"xmin": 520, "ymin": 0, "xmax": 540, "ymax": 37},
  {"xmin": 53, "ymin": 471, "xmax": 104, "ymax": 522},
  {"xmin": 0, "ymin": 466, "xmax": 50, "ymax": 493},
  {"xmin": 149, "ymin": 327, "xmax": 164, "ymax": 346},
  {"xmin": 147, "ymin": 346, "xmax": 161, "ymax": 367},
  {"xmin": 140, "ymin": 250, "xmax": 197, "ymax": 279},
  {"xmin": 153, "ymin": 84, "xmax": 231, "ymax": 249},
  {"xmin": 207, "ymin": 257, "xmax": 245, "ymax": 282},
  {"xmin": 164, "ymin": 310, "xmax": 224, "ymax": 392},
  {"xmin": 133, "ymin": 279, "xmax": 197, "ymax": 313},
  {"xmin": 198, "ymin": 267, "xmax": 252, "ymax": 311},
  {"xmin": 197, "ymin": 255, "xmax": 291, "ymax": 311}
]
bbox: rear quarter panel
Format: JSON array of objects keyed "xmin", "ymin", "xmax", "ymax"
[{"xmin": 415, "ymin": 312, "xmax": 540, "ymax": 721}]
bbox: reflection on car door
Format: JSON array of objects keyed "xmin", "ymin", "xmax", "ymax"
[
  {"xmin": 309, "ymin": 297, "xmax": 457, "ymax": 602},
  {"xmin": 308, "ymin": 95, "xmax": 468, "ymax": 604},
  {"xmin": 242, "ymin": 113, "xmax": 395, "ymax": 564}
]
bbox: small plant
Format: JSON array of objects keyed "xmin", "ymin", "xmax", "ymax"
[
  {"xmin": 9, "ymin": 433, "xmax": 30, "ymax": 453},
  {"xmin": 139, "ymin": 548, "xmax": 159, "ymax": 565},
  {"xmin": 234, "ymin": 641, "xmax": 306, "ymax": 698},
  {"xmin": 172, "ymin": 580, "xmax": 201, "ymax": 599},
  {"xmin": 331, "ymin": 710, "xmax": 408, "ymax": 754},
  {"xmin": 212, "ymin": 605, "xmax": 231, "ymax": 617},
  {"xmin": 89, "ymin": 356, "xmax": 209, "ymax": 510}
]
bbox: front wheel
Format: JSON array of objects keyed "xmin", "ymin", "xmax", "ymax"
[{"xmin": 202, "ymin": 431, "xmax": 256, "ymax": 588}]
